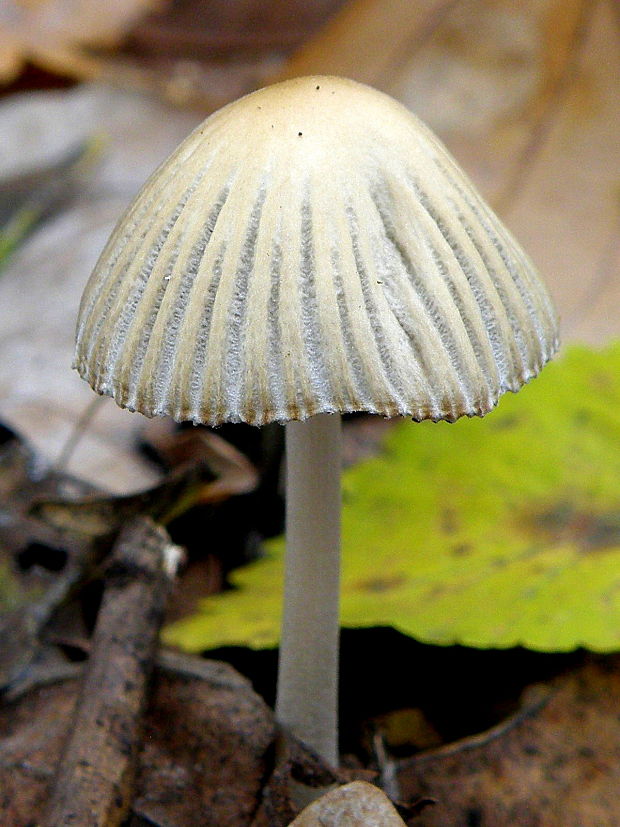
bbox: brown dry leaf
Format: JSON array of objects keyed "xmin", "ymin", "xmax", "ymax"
[
  {"xmin": 279, "ymin": 0, "xmax": 620, "ymax": 345},
  {"xmin": 0, "ymin": 651, "xmax": 275, "ymax": 826},
  {"xmin": 0, "ymin": 0, "xmax": 166, "ymax": 83},
  {"xmin": 139, "ymin": 424, "xmax": 260, "ymax": 507},
  {"xmin": 104, "ymin": 0, "xmax": 347, "ymax": 110},
  {"xmin": 0, "ymin": 1, "xmax": 349, "ymax": 109},
  {"xmin": 491, "ymin": 0, "xmax": 620, "ymax": 345},
  {"xmin": 277, "ymin": 0, "xmax": 458, "ymax": 87},
  {"xmin": 33, "ymin": 428, "xmax": 259, "ymax": 537},
  {"xmin": 398, "ymin": 657, "xmax": 620, "ymax": 825},
  {"xmin": 128, "ymin": 0, "xmax": 346, "ymax": 58}
]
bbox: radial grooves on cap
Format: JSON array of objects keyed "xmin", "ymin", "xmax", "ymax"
[
  {"xmin": 140, "ymin": 183, "xmax": 231, "ymax": 416},
  {"xmin": 222, "ymin": 183, "xmax": 267, "ymax": 419},
  {"xmin": 442, "ymin": 186, "xmax": 538, "ymax": 371},
  {"xmin": 358, "ymin": 177, "xmax": 485, "ymax": 419},
  {"xmin": 433, "ymin": 156, "xmax": 558, "ymax": 368},
  {"xmin": 84, "ymin": 166, "xmax": 207, "ymax": 400},
  {"xmin": 373, "ymin": 174, "xmax": 502, "ymax": 408},
  {"xmin": 425, "ymin": 239, "xmax": 498, "ymax": 406},
  {"xmin": 361, "ymin": 224, "xmax": 449, "ymax": 418},
  {"xmin": 308, "ymin": 175, "xmax": 367, "ymax": 414},
  {"xmin": 410, "ymin": 180, "xmax": 521, "ymax": 391},
  {"xmin": 105, "ymin": 168, "xmax": 208, "ymax": 400},
  {"xmin": 77, "ymin": 182, "xmax": 170, "ymax": 371},
  {"xmin": 235, "ymin": 175, "xmax": 278, "ymax": 422},
  {"xmin": 266, "ymin": 237, "xmax": 286, "ymax": 420},
  {"xmin": 77, "ymin": 187, "xmax": 162, "ymax": 338},
  {"xmin": 451, "ymin": 202, "xmax": 534, "ymax": 383},
  {"xmin": 77, "ymin": 170, "xmax": 175, "ymax": 330},
  {"xmin": 185, "ymin": 242, "xmax": 227, "ymax": 419},
  {"xmin": 328, "ymin": 244, "xmax": 376, "ymax": 411},
  {"xmin": 118, "ymin": 220, "xmax": 186, "ymax": 408},
  {"xmin": 269, "ymin": 186, "xmax": 310, "ymax": 419},
  {"xmin": 298, "ymin": 194, "xmax": 333, "ymax": 409},
  {"xmin": 379, "ymin": 171, "xmax": 503, "ymax": 401},
  {"xmin": 370, "ymin": 186, "xmax": 480, "ymax": 417},
  {"xmin": 345, "ymin": 202, "xmax": 409, "ymax": 413},
  {"xmin": 195, "ymin": 165, "xmax": 266, "ymax": 421},
  {"xmin": 75, "ymin": 76, "xmax": 559, "ymax": 426},
  {"xmin": 168, "ymin": 173, "xmax": 240, "ymax": 421},
  {"xmin": 454, "ymin": 184, "xmax": 557, "ymax": 365},
  {"xmin": 329, "ymin": 188, "xmax": 400, "ymax": 415},
  {"xmin": 76, "ymin": 134, "xmax": 212, "ymax": 364}
]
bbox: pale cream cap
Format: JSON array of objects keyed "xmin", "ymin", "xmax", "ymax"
[{"xmin": 75, "ymin": 76, "xmax": 559, "ymax": 426}]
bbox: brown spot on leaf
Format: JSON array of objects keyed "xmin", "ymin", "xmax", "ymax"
[
  {"xmin": 357, "ymin": 573, "xmax": 407, "ymax": 593},
  {"xmin": 527, "ymin": 502, "xmax": 620, "ymax": 553},
  {"xmin": 573, "ymin": 408, "xmax": 592, "ymax": 425},
  {"xmin": 489, "ymin": 413, "xmax": 521, "ymax": 430},
  {"xmin": 440, "ymin": 507, "xmax": 459, "ymax": 534},
  {"xmin": 590, "ymin": 371, "xmax": 614, "ymax": 393}
]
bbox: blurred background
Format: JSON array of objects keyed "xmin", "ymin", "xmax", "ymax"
[
  {"xmin": 0, "ymin": 7, "xmax": 619, "ymax": 820},
  {"xmin": 0, "ymin": 0, "xmax": 618, "ymax": 489}
]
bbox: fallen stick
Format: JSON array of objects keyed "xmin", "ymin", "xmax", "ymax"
[{"xmin": 41, "ymin": 517, "xmax": 183, "ymax": 827}]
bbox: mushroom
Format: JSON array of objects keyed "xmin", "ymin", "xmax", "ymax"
[{"xmin": 74, "ymin": 76, "xmax": 559, "ymax": 771}]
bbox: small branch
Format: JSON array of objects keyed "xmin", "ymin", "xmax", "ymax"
[
  {"xmin": 54, "ymin": 394, "xmax": 106, "ymax": 473},
  {"xmin": 41, "ymin": 517, "xmax": 183, "ymax": 827}
]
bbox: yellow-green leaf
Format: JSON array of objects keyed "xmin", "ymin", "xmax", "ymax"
[{"xmin": 164, "ymin": 342, "xmax": 620, "ymax": 654}]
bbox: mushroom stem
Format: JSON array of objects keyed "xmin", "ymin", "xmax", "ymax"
[{"xmin": 277, "ymin": 412, "xmax": 342, "ymax": 767}]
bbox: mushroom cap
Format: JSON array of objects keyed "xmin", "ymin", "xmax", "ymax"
[{"xmin": 74, "ymin": 75, "xmax": 559, "ymax": 426}]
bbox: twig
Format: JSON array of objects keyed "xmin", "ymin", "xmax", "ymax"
[
  {"xmin": 54, "ymin": 394, "xmax": 107, "ymax": 473},
  {"xmin": 41, "ymin": 517, "xmax": 183, "ymax": 827}
]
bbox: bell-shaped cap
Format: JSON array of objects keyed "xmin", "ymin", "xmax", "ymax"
[{"xmin": 75, "ymin": 76, "xmax": 559, "ymax": 426}]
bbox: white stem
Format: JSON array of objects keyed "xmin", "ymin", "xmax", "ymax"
[{"xmin": 276, "ymin": 412, "xmax": 341, "ymax": 767}]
